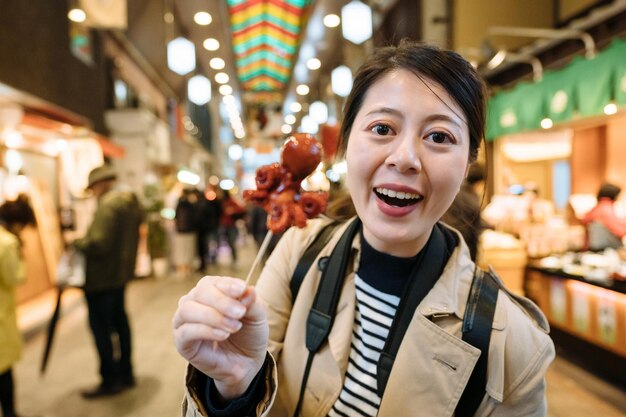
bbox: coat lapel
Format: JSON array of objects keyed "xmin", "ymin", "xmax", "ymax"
[{"xmin": 377, "ymin": 314, "xmax": 481, "ymax": 417}]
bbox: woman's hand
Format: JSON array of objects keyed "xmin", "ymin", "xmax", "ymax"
[{"xmin": 173, "ymin": 276, "xmax": 268, "ymax": 400}]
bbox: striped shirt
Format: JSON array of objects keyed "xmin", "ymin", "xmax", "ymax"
[
  {"xmin": 327, "ymin": 275, "xmax": 400, "ymax": 417},
  {"xmin": 326, "ymin": 233, "xmax": 423, "ymax": 417}
]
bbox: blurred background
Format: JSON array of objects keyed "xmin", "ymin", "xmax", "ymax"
[{"xmin": 1, "ymin": 1, "xmax": 626, "ymax": 416}]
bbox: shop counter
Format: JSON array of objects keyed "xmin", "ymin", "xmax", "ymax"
[{"xmin": 525, "ymin": 264, "xmax": 626, "ymax": 378}]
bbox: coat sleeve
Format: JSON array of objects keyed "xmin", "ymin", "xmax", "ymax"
[
  {"xmin": 73, "ymin": 199, "xmax": 118, "ymax": 257},
  {"xmin": 0, "ymin": 235, "xmax": 25, "ymax": 287},
  {"xmin": 182, "ymin": 353, "xmax": 278, "ymax": 417}
]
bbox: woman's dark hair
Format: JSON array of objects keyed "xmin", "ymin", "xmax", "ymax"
[
  {"xmin": 597, "ymin": 183, "xmax": 621, "ymax": 201},
  {"xmin": 0, "ymin": 195, "xmax": 36, "ymax": 227},
  {"xmin": 337, "ymin": 40, "xmax": 486, "ymax": 163}
]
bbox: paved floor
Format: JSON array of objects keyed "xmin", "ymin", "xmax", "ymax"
[{"xmin": 12, "ymin": 239, "xmax": 626, "ymax": 417}]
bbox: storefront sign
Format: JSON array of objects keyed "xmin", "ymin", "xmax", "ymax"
[
  {"xmin": 572, "ymin": 289, "xmax": 590, "ymax": 333},
  {"xmin": 550, "ymin": 279, "xmax": 567, "ymax": 324},
  {"xmin": 597, "ymin": 295, "xmax": 617, "ymax": 346}
]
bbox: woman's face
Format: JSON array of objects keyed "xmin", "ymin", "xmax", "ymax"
[{"xmin": 346, "ymin": 69, "xmax": 470, "ymax": 257}]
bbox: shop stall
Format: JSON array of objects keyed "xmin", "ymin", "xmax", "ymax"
[
  {"xmin": 478, "ymin": 36, "xmax": 626, "ymax": 380},
  {"xmin": 0, "ymin": 90, "xmax": 124, "ymax": 304}
]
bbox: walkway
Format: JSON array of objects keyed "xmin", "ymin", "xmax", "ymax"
[{"xmin": 13, "ymin": 238, "xmax": 626, "ymax": 416}]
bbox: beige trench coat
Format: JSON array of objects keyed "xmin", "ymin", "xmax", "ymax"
[
  {"xmin": 184, "ymin": 218, "xmax": 555, "ymax": 417},
  {"xmin": 0, "ymin": 226, "xmax": 25, "ymax": 373}
]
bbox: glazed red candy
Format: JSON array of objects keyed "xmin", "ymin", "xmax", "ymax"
[{"xmin": 243, "ymin": 133, "xmax": 328, "ymax": 234}]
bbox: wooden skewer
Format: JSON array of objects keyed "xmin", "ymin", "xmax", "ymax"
[{"xmin": 244, "ymin": 230, "xmax": 274, "ymax": 286}]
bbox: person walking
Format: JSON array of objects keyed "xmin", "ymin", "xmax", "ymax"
[
  {"xmin": 173, "ymin": 41, "xmax": 554, "ymax": 416},
  {"xmin": 219, "ymin": 189, "xmax": 245, "ymax": 265},
  {"xmin": 0, "ymin": 198, "xmax": 36, "ymax": 417},
  {"xmin": 72, "ymin": 165, "xmax": 142, "ymax": 398}
]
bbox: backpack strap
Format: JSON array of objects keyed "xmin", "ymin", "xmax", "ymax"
[
  {"xmin": 456, "ymin": 268, "xmax": 500, "ymax": 417},
  {"xmin": 293, "ymin": 218, "xmax": 360, "ymax": 417},
  {"xmin": 290, "ymin": 220, "xmax": 341, "ymax": 300},
  {"xmin": 376, "ymin": 223, "xmax": 447, "ymax": 396}
]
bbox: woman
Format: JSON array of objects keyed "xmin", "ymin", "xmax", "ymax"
[
  {"xmin": 173, "ymin": 41, "xmax": 554, "ymax": 417},
  {"xmin": 0, "ymin": 197, "xmax": 35, "ymax": 417},
  {"xmin": 582, "ymin": 182, "xmax": 626, "ymax": 250}
]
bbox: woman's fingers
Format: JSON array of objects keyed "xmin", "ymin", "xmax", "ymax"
[{"xmin": 173, "ymin": 300, "xmax": 242, "ymax": 333}]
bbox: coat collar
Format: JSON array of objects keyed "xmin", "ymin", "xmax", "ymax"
[{"xmin": 344, "ymin": 219, "xmax": 507, "ymax": 329}]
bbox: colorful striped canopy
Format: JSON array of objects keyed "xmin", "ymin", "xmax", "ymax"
[{"xmin": 228, "ymin": 0, "xmax": 312, "ymax": 102}]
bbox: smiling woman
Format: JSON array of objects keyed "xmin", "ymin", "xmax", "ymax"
[{"xmin": 174, "ymin": 40, "xmax": 555, "ymax": 417}]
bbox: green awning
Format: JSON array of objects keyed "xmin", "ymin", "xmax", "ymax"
[{"xmin": 486, "ymin": 38, "xmax": 626, "ymax": 140}]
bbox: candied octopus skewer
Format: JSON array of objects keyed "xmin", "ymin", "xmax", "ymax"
[{"xmin": 243, "ymin": 134, "xmax": 328, "ymax": 284}]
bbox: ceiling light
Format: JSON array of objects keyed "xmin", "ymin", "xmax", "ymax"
[
  {"xmin": 604, "ymin": 103, "xmax": 617, "ymax": 115},
  {"xmin": 540, "ymin": 118, "xmax": 553, "ymax": 129},
  {"xmin": 228, "ymin": 144, "xmax": 243, "ymax": 161},
  {"xmin": 285, "ymin": 114, "xmax": 296, "ymax": 124},
  {"xmin": 332, "ymin": 65, "xmax": 353, "ymax": 97},
  {"xmin": 223, "ymin": 95, "xmax": 236, "ymax": 104},
  {"xmin": 290, "ymin": 102, "xmax": 302, "ymax": 112},
  {"xmin": 219, "ymin": 85, "xmax": 233, "ymax": 95},
  {"xmin": 301, "ymin": 115, "xmax": 319, "ymax": 134},
  {"xmin": 220, "ymin": 179, "xmax": 234, "ymax": 190},
  {"xmin": 4, "ymin": 149, "xmax": 23, "ymax": 173},
  {"xmin": 281, "ymin": 124, "xmax": 293, "ymax": 134},
  {"xmin": 323, "ymin": 14, "xmax": 340, "ymax": 28},
  {"xmin": 341, "ymin": 1, "xmax": 372, "ymax": 45},
  {"xmin": 310, "ymin": 101, "xmax": 328, "ymax": 124},
  {"xmin": 203, "ymin": 38, "xmax": 220, "ymax": 51},
  {"xmin": 215, "ymin": 72, "xmax": 229, "ymax": 84},
  {"xmin": 307, "ymin": 58, "xmax": 321, "ymax": 70},
  {"xmin": 177, "ymin": 169, "xmax": 200, "ymax": 185},
  {"xmin": 296, "ymin": 84, "xmax": 310, "ymax": 95},
  {"xmin": 68, "ymin": 8, "xmax": 86, "ymax": 23},
  {"xmin": 167, "ymin": 37, "xmax": 196, "ymax": 75},
  {"xmin": 163, "ymin": 12, "xmax": 174, "ymax": 23},
  {"xmin": 194, "ymin": 12, "xmax": 212, "ymax": 26},
  {"xmin": 187, "ymin": 75, "xmax": 211, "ymax": 105},
  {"xmin": 210, "ymin": 57, "xmax": 225, "ymax": 70}
]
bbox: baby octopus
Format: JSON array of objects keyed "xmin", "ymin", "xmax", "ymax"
[{"xmin": 243, "ymin": 133, "xmax": 328, "ymax": 234}]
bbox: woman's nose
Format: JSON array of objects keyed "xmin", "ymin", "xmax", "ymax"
[{"xmin": 385, "ymin": 133, "xmax": 422, "ymax": 173}]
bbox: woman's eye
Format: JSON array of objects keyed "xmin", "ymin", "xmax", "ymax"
[
  {"xmin": 427, "ymin": 132, "xmax": 453, "ymax": 144},
  {"xmin": 371, "ymin": 123, "xmax": 393, "ymax": 136}
]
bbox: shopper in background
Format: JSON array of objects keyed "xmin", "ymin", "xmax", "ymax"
[
  {"xmin": 72, "ymin": 165, "xmax": 142, "ymax": 398},
  {"xmin": 441, "ymin": 162, "xmax": 486, "ymax": 261},
  {"xmin": 173, "ymin": 41, "xmax": 554, "ymax": 416},
  {"xmin": 0, "ymin": 198, "xmax": 36, "ymax": 417},
  {"xmin": 173, "ymin": 187, "xmax": 199, "ymax": 277},
  {"xmin": 219, "ymin": 189, "xmax": 245, "ymax": 265},
  {"xmin": 583, "ymin": 182, "xmax": 626, "ymax": 250},
  {"xmin": 192, "ymin": 189, "xmax": 211, "ymax": 272},
  {"xmin": 205, "ymin": 187, "xmax": 222, "ymax": 266}
]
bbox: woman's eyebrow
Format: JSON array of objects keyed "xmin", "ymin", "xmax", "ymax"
[
  {"xmin": 422, "ymin": 113, "xmax": 466, "ymax": 129},
  {"xmin": 365, "ymin": 107, "xmax": 404, "ymax": 118}
]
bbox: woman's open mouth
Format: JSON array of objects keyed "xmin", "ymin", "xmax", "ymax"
[{"xmin": 374, "ymin": 187, "xmax": 423, "ymax": 207}]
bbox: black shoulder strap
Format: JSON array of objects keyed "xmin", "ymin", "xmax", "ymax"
[
  {"xmin": 293, "ymin": 218, "xmax": 360, "ymax": 417},
  {"xmin": 376, "ymin": 224, "xmax": 447, "ymax": 396},
  {"xmin": 456, "ymin": 268, "xmax": 500, "ymax": 417},
  {"xmin": 290, "ymin": 220, "xmax": 340, "ymax": 300}
]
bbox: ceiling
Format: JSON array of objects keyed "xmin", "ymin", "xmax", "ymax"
[
  {"xmin": 120, "ymin": 0, "xmax": 626, "ymax": 145},
  {"xmin": 122, "ymin": 0, "xmax": 400, "ymax": 135}
]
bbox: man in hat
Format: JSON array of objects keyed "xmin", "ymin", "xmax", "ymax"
[{"xmin": 72, "ymin": 165, "xmax": 142, "ymax": 398}]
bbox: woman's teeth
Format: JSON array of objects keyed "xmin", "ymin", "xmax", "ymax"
[{"xmin": 374, "ymin": 187, "xmax": 422, "ymax": 207}]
